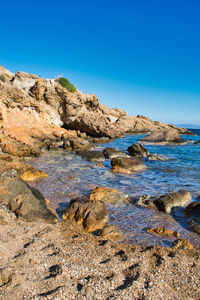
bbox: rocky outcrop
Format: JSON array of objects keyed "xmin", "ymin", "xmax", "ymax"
[
  {"xmin": 0, "ymin": 66, "xmax": 193, "ymax": 157},
  {"xmin": 111, "ymin": 157, "xmax": 146, "ymax": 174},
  {"xmin": 141, "ymin": 128, "xmax": 185, "ymax": 144}
]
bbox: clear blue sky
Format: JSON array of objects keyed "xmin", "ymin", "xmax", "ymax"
[{"xmin": 1, "ymin": 0, "xmax": 200, "ymax": 125}]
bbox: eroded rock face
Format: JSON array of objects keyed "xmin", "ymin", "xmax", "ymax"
[
  {"xmin": 62, "ymin": 198, "xmax": 108, "ymax": 232},
  {"xmin": 127, "ymin": 143, "xmax": 149, "ymax": 157},
  {"xmin": 111, "ymin": 157, "xmax": 146, "ymax": 174},
  {"xmin": 141, "ymin": 128, "xmax": 185, "ymax": 144},
  {"xmin": 0, "ymin": 66, "xmax": 192, "ymax": 157}
]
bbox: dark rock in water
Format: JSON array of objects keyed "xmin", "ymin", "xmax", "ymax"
[
  {"xmin": 0, "ymin": 178, "xmax": 57, "ymax": 222},
  {"xmin": 76, "ymin": 150, "xmax": 105, "ymax": 162},
  {"xmin": 103, "ymin": 147, "xmax": 125, "ymax": 159},
  {"xmin": 141, "ymin": 128, "xmax": 185, "ymax": 144},
  {"xmin": 135, "ymin": 190, "xmax": 191, "ymax": 213},
  {"xmin": 147, "ymin": 153, "xmax": 168, "ymax": 161},
  {"xmin": 194, "ymin": 140, "xmax": 200, "ymax": 144},
  {"xmin": 184, "ymin": 201, "xmax": 200, "ymax": 235},
  {"xmin": 153, "ymin": 190, "xmax": 191, "ymax": 213},
  {"xmin": 127, "ymin": 143, "xmax": 149, "ymax": 157},
  {"xmin": 63, "ymin": 138, "xmax": 90, "ymax": 151},
  {"xmin": 62, "ymin": 198, "xmax": 108, "ymax": 232},
  {"xmin": 111, "ymin": 156, "xmax": 146, "ymax": 174}
]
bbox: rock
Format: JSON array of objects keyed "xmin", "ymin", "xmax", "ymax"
[
  {"xmin": 62, "ymin": 198, "xmax": 108, "ymax": 232},
  {"xmin": 100, "ymin": 224, "xmax": 122, "ymax": 240},
  {"xmin": 127, "ymin": 143, "xmax": 149, "ymax": 157},
  {"xmin": 0, "ymin": 268, "xmax": 13, "ymax": 287},
  {"xmin": 184, "ymin": 201, "xmax": 200, "ymax": 235},
  {"xmin": 89, "ymin": 186, "xmax": 130, "ymax": 204},
  {"xmin": 0, "ymin": 178, "xmax": 57, "ymax": 222},
  {"xmin": 76, "ymin": 150, "xmax": 105, "ymax": 162},
  {"xmin": 153, "ymin": 190, "xmax": 191, "ymax": 213},
  {"xmin": 1, "ymin": 141, "xmax": 41, "ymax": 157},
  {"xmin": 63, "ymin": 138, "xmax": 90, "ymax": 151},
  {"xmin": 194, "ymin": 140, "xmax": 200, "ymax": 144},
  {"xmin": 89, "ymin": 163, "xmax": 105, "ymax": 168},
  {"xmin": 172, "ymin": 239, "xmax": 193, "ymax": 250},
  {"xmin": 146, "ymin": 227, "xmax": 180, "ymax": 238},
  {"xmin": 111, "ymin": 157, "xmax": 146, "ymax": 174},
  {"xmin": 147, "ymin": 153, "xmax": 168, "ymax": 161},
  {"xmin": 141, "ymin": 128, "xmax": 185, "ymax": 144},
  {"xmin": 103, "ymin": 147, "xmax": 125, "ymax": 159},
  {"xmin": 135, "ymin": 190, "xmax": 191, "ymax": 213},
  {"xmin": 20, "ymin": 168, "xmax": 48, "ymax": 181}
]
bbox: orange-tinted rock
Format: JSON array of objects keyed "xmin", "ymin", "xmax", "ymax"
[
  {"xmin": 172, "ymin": 239, "xmax": 193, "ymax": 250},
  {"xmin": 89, "ymin": 186, "xmax": 129, "ymax": 203},
  {"xmin": 20, "ymin": 168, "xmax": 48, "ymax": 181},
  {"xmin": 147, "ymin": 227, "xmax": 180, "ymax": 238},
  {"xmin": 111, "ymin": 157, "xmax": 146, "ymax": 174}
]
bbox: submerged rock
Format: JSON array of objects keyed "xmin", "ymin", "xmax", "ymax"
[
  {"xmin": 141, "ymin": 128, "xmax": 185, "ymax": 144},
  {"xmin": 89, "ymin": 186, "xmax": 130, "ymax": 204},
  {"xmin": 103, "ymin": 147, "xmax": 125, "ymax": 159},
  {"xmin": 62, "ymin": 198, "xmax": 108, "ymax": 232},
  {"xmin": 135, "ymin": 190, "xmax": 191, "ymax": 213},
  {"xmin": 111, "ymin": 157, "xmax": 146, "ymax": 174},
  {"xmin": 127, "ymin": 143, "xmax": 149, "ymax": 157},
  {"xmin": 147, "ymin": 153, "xmax": 169, "ymax": 161},
  {"xmin": 146, "ymin": 227, "xmax": 180, "ymax": 238},
  {"xmin": 185, "ymin": 201, "xmax": 200, "ymax": 234},
  {"xmin": 20, "ymin": 168, "xmax": 48, "ymax": 181},
  {"xmin": 76, "ymin": 150, "xmax": 105, "ymax": 162},
  {"xmin": 172, "ymin": 239, "xmax": 193, "ymax": 250}
]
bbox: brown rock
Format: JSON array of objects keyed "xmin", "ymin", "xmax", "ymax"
[
  {"xmin": 172, "ymin": 239, "xmax": 193, "ymax": 250},
  {"xmin": 62, "ymin": 198, "xmax": 108, "ymax": 232},
  {"xmin": 89, "ymin": 186, "xmax": 130, "ymax": 203},
  {"xmin": 141, "ymin": 128, "xmax": 185, "ymax": 144},
  {"xmin": 20, "ymin": 168, "xmax": 48, "ymax": 181},
  {"xmin": 127, "ymin": 143, "xmax": 149, "ymax": 157},
  {"xmin": 147, "ymin": 227, "xmax": 180, "ymax": 238},
  {"xmin": 111, "ymin": 157, "xmax": 146, "ymax": 174}
]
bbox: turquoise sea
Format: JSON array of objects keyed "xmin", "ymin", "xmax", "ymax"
[{"xmin": 29, "ymin": 129, "xmax": 200, "ymax": 248}]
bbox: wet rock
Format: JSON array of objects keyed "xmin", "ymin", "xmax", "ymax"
[
  {"xmin": 127, "ymin": 143, "xmax": 149, "ymax": 157},
  {"xmin": 89, "ymin": 186, "xmax": 130, "ymax": 204},
  {"xmin": 76, "ymin": 150, "xmax": 105, "ymax": 162},
  {"xmin": 20, "ymin": 168, "xmax": 48, "ymax": 181},
  {"xmin": 62, "ymin": 198, "xmax": 108, "ymax": 232},
  {"xmin": 153, "ymin": 190, "xmax": 191, "ymax": 213},
  {"xmin": 135, "ymin": 190, "xmax": 191, "ymax": 213},
  {"xmin": 103, "ymin": 147, "xmax": 125, "ymax": 159},
  {"xmin": 100, "ymin": 224, "xmax": 122, "ymax": 240},
  {"xmin": 146, "ymin": 227, "xmax": 180, "ymax": 238},
  {"xmin": 147, "ymin": 153, "xmax": 168, "ymax": 161},
  {"xmin": 172, "ymin": 239, "xmax": 193, "ymax": 250},
  {"xmin": 63, "ymin": 138, "xmax": 90, "ymax": 151},
  {"xmin": 141, "ymin": 128, "xmax": 185, "ymax": 144},
  {"xmin": 184, "ymin": 201, "xmax": 200, "ymax": 234},
  {"xmin": 194, "ymin": 140, "xmax": 200, "ymax": 144},
  {"xmin": 0, "ymin": 178, "xmax": 57, "ymax": 222},
  {"xmin": 111, "ymin": 157, "xmax": 146, "ymax": 174},
  {"xmin": 89, "ymin": 163, "xmax": 105, "ymax": 168}
]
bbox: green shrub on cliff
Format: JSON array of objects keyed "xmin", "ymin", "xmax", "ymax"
[{"xmin": 58, "ymin": 77, "xmax": 76, "ymax": 93}]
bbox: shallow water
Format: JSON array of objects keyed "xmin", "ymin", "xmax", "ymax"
[{"xmin": 28, "ymin": 130, "xmax": 200, "ymax": 248}]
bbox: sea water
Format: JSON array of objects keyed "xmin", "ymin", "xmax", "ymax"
[{"xmin": 28, "ymin": 129, "xmax": 200, "ymax": 247}]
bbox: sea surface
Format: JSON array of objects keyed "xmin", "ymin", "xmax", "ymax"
[{"xmin": 28, "ymin": 129, "xmax": 200, "ymax": 248}]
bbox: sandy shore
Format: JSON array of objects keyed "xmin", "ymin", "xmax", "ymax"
[{"xmin": 0, "ymin": 204, "xmax": 199, "ymax": 300}]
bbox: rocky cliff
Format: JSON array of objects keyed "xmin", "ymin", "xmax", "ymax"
[{"xmin": 0, "ymin": 66, "xmax": 192, "ymax": 156}]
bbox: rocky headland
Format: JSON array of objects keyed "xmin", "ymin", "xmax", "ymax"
[{"xmin": 0, "ymin": 66, "xmax": 199, "ymax": 299}]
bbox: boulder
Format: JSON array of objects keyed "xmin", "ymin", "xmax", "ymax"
[
  {"xmin": 62, "ymin": 198, "xmax": 108, "ymax": 232},
  {"xmin": 76, "ymin": 150, "xmax": 105, "ymax": 162},
  {"xmin": 141, "ymin": 128, "xmax": 185, "ymax": 144},
  {"xmin": 89, "ymin": 186, "xmax": 130, "ymax": 204},
  {"xmin": 184, "ymin": 201, "xmax": 200, "ymax": 234},
  {"xmin": 63, "ymin": 137, "xmax": 90, "ymax": 151},
  {"xmin": 111, "ymin": 157, "xmax": 146, "ymax": 174},
  {"xmin": 0, "ymin": 176, "xmax": 57, "ymax": 223},
  {"xmin": 135, "ymin": 190, "xmax": 191, "ymax": 213},
  {"xmin": 153, "ymin": 190, "xmax": 191, "ymax": 213},
  {"xmin": 20, "ymin": 168, "xmax": 48, "ymax": 181},
  {"xmin": 103, "ymin": 147, "xmax": 125, "ymax": 159},
  {"xmin": 147, "ymin": 153, "xmax": 168, "ymax": 161},
  {"xmin": 127, "ymin": 143, "xmax": 149, "ymax": 157}
]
